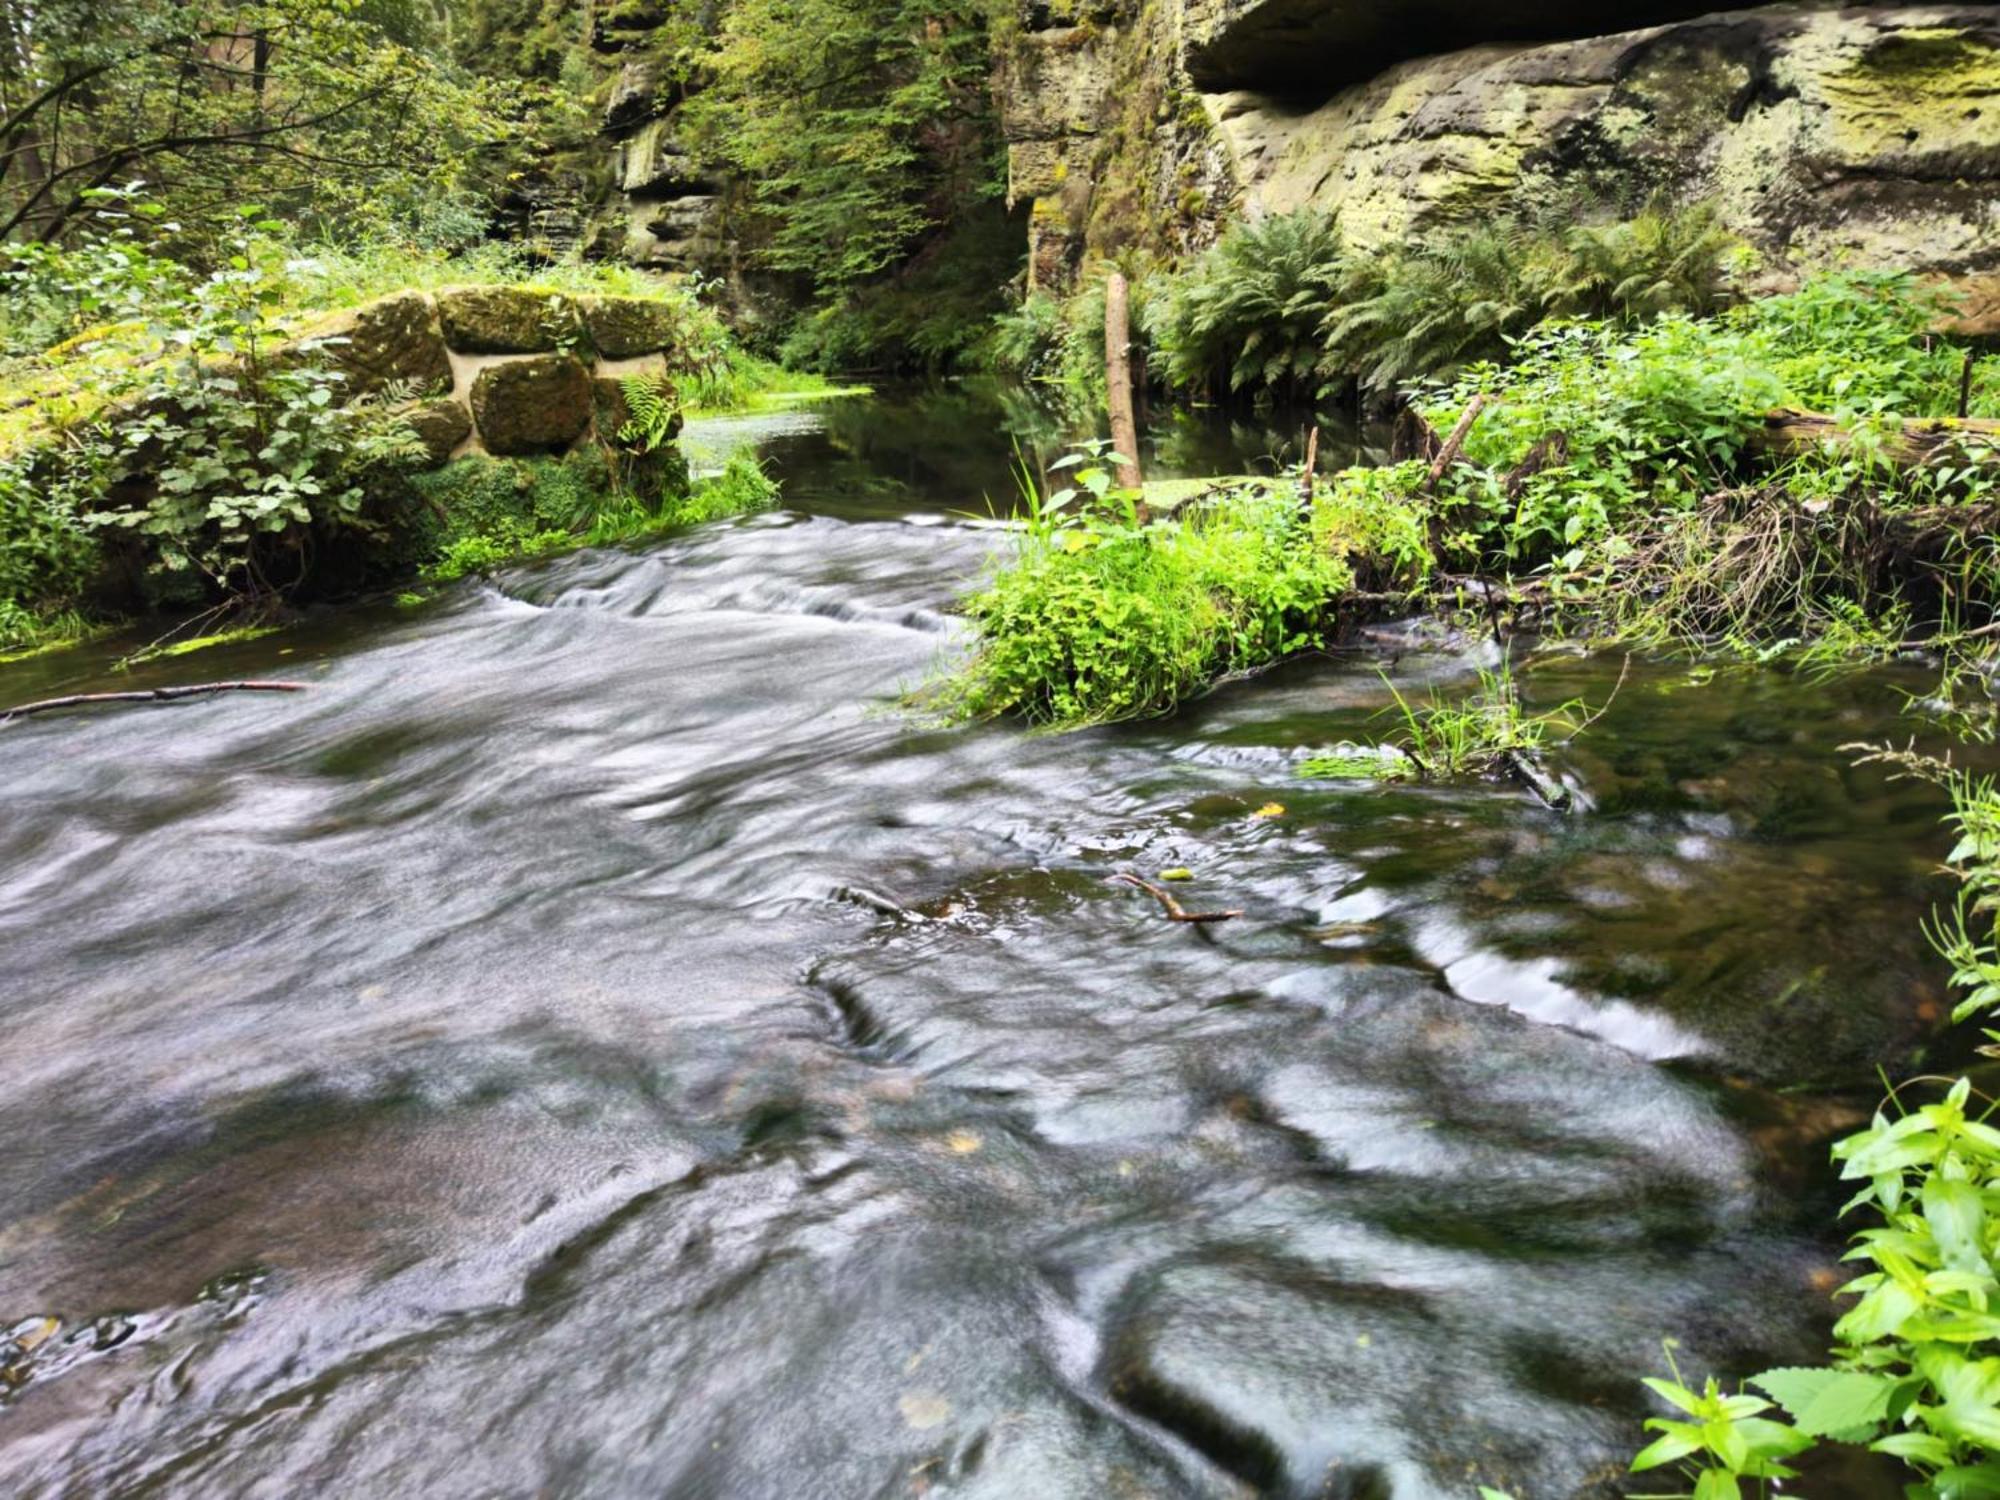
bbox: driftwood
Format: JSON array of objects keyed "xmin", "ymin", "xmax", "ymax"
[
  {"xmin": 1501, "ymin": 750, "xmax": 1575, "ymax": 813},
  {"xmin": 2, "ymin": 681, "xmax": 307, "ymax": 722},
  {"xmin": 1756, "ymin": 409, "xmax": 2000, "ymax": 469},
  {"xmin": 1423, "ymin": 394, "xmax": 1491, "ymax": 494},
  {"xmin": 1298, "ymin": 425, "xmax": 1320, "ymax": 515},
  {"xmin": 1109, "ymin": 873, "xmax": 1242, "ymax": 925}
]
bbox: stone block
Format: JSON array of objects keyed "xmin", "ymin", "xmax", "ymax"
[
  {"xmin": 470, "ymin": 356, "xmax": 593, "ymax": 456},
  {"xmin": 437, "ymin": 286, "xmax": 585, "ymax": 356}
]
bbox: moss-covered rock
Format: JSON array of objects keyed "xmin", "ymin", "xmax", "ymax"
[
  {"xmin": 437, "ymin": 286, "xmax": 585, "ymax": 355},
  {"xmin": 292, "ymin": 292, "xmax": 452, "ymax": 398},
  {"xmin": 403, "ymin": 398, "xmax": 473, "ymax": 468},
  {"xmin": 580, "ymin": 296, "xmax": 683, "ymax": 358},
  {"xmin": 470, "ymin": 356, "xmax": 593, "ymax": 454},
  {"xmin": 1209, "ymin": 6, "xmax": 2000, "ymax": 284}
]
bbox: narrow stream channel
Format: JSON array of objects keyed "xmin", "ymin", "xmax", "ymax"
[{"xmin": 0, "ymin": 386, "xmax": 1958, "ymax": 1497}]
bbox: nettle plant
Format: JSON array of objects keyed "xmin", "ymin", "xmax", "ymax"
[
  {"xmin": 42, "ymin": 196, "xmax": 422, "ymax": 605},
  {"xmin": 1638, "ymin": 772, "xmax": 2000, "ymax": 1499}
]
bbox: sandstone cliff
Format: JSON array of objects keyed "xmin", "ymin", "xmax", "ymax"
[{"xmin": 1002, "ymin": 2, "xmax": 2000, "ymax": 302}]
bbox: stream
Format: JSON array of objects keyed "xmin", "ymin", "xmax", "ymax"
[{"xmin": 0, "ymin": 385, "xmax": 1962, "ymax": 1498}]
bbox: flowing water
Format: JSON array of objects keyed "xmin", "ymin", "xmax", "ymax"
[{"xmin": 0, "ymin": 386, "xmax": 1967, "ymax": 1498}]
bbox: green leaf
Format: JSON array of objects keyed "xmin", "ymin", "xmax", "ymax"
[
  {"xmin": 1693, "ymin": 1468, "xmax": 1740, "ymax": 1500},
  {"xmin": 1630, "ymin": 1428, "xmax": 1701, "ymax": 1471},
  {"xmin": 1926, "ymin": 1177, "xmax": 1991, "ymax": 1276},
  {"xmin": 1750, "ymin": 1367, "xmax": 1894, "ymax": 1437}
]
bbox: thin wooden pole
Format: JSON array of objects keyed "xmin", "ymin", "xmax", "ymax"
[{"xmin": 1103, "ymin": 271, "xmax": 1147, "ymax": 517}]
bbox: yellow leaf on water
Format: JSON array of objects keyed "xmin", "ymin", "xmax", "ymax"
[
  {"xmin": 1251, "ymin": 803, "xmax": 1285, "ymax": 820},
  {"xmin": 900, "ymin": 1393, "xmax": 951, "ymax": 1430},
  {"xmin": 945, "ymin": 1130, "xmax": 982, "ymax": 1155},
  {"xmin": 1159, "ymin": 868, "xmax": 1194, "ymax": 882}
]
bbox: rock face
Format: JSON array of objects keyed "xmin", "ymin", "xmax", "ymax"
[
  {"xmin": 469, "ymin": 357, "xmax": 595, "ymax": 457},
  {"xmin": 1213, "ymin": 5, "xmax": 2000, "ymax": 279},
  {"xmin": 1003, "ymin": 1, "xmax": 2000, "ymax": 294},
  {"xmin": 1180, "ymin": 0, "xmax": 1772, "ymax": 91}
]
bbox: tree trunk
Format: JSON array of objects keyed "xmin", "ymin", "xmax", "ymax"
[
  {"xmin": 1103, "ymin": 271, "xmax": 1146, "ymax": 515},
  {"xmin": 1756, "ymin": 409, "xmax": 2000, "ymax": 469}
]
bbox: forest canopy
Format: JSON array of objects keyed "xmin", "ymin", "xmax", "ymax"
[{"xmin": 0, "ymin": 0, "xmax": 566, "ymax": 251}]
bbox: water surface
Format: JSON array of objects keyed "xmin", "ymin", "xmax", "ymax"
[{"xmin": 0, "ymin": 387, "xmax": 1952, "ymax": 1498}]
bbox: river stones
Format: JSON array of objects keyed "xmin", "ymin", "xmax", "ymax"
[
  {"xmin": 437, "ymin": 285, "xmax": 585, "ymax": 355},
  {"xmin": 470, "ymin": 356, "xmax": 594, "ymax": 455}
]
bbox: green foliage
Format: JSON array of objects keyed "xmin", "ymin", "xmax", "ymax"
[
  {"xmin": 0, "ymin": 0, "xmax": 562, "ymax": 254},
  {"xmin": 665, "ymin": 452, "xmax": 780, "ymax": 527},
  {"xmin": 1377, "ymin": 664, "xmax": 1597, "ymax": 781},
  {"xmin": 410, "ymin": 446, "xmax": 777, "ymax": 582},
  {"xmin": 1328, "ymin": 200, "xmax": 1743, "ymax": 390},
  {"xmin": 618, "ymin": 374, "xmax": 681, "ymax": 454},
  {"xmin": 1422, "ymin": 272, "xmax": 1995, "ymax": 578},
  {"xmin": 1630, "ymin": 1345, "xmax": 1815, "ymax": 1496},
  {"xmin": 1144, "ymin": 208, "xmax": 1349, "ymax": 400},
  {"xmin": 933, "ymin": 447, "xmax": 1358, "ymax": 727},
  {"xmin": 683, "ymin": 0, "xmax": 1000, "ymax": 298},
  {"xmin": 1135, "ymin": 200, "xmax": 1744, "ymax": 402}
]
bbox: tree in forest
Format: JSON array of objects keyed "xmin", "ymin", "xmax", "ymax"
[
  {"xmin": 0, "ymin": 0, "xmax": 562, "ymax": 251},
  {"xmin": 682, "ymin": 0, "xmax": 1002, "ymax": 297}
]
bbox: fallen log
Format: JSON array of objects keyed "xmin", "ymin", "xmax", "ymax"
[
  {"xmin": 1757, "ymin": 409, "xmax": 2000, "ymax": 469},
  {"xmin": 2, "ymin": 681, "xmax": 308, "ymax": 722}
]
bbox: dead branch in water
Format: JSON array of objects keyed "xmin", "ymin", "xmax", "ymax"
[
  {"xmin": 1109, "ymin": 872, "xmax": 1242, "ymax": 925},
  {"xmin": 2, "ymin": 681, "xmax": 308, "ymax": 722}
]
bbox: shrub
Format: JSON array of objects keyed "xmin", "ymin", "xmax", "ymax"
[
  {"xmin": 1145, "ymin": 208, "xmax": 1348, "ymax": 400},
  {"xmin": 1416, "ymin": 272, "xmax": 1991, "ymax": 573},
  {"xmin": 1326, "ymin": 200, "xmax": 1744, "ymax": 391},
  {"xmin": 934, "ymin": 454, "xmax": 1363, "ymax": 727}
]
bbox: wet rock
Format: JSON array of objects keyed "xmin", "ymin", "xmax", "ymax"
[
  {"xmin": 290, "ymin": 292, "xmax": 452, "ymax": 399},
  {"xmin": 470, "ymin": 356, "xmax": 593, "ymax": 455},
  {"xmin": 437, "ymin": 286, "xmax": 584, "ymax": 356}
]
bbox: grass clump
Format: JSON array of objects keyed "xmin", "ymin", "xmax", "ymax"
[
  {"xmin": 667, "ymin": 452, "xmax": 781, "ymax": 526},
  {"xmin": 413, "ymin": 446, "xmax": 780, "ymax": 583},
  {"xmin": 1379, "ymin": 666, "xmax": 1593, "ymax": 780},
  {"xmin": 933, "ymin": 449, "xmax": 1368, "ymax": 727}
]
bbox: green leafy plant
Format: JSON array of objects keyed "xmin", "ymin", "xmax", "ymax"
[
  {"xmin": 932, "ymin": 449, "xmax": 1361, "ymax": 727},
  {"xmin": 1145, "ymin": 208, "xmax": 1349, "ymax": 401}
]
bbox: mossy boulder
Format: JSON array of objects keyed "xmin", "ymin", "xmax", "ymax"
[
  {"xmin": 403, "ymin": 398, "xmax": 473, "ymax": 468},
  {"xmin": 470, "ymin": 356, "xmax": 593, "ymax": 455},
  {"xmin": 581, "ymin": 296, "xmax": 683, "ymax": 359},
  {"xmin": 292, "ymin": 292, "xmax": 452, "ymax": 398},
  {"xmin": 437, "ymin": 286, "xmax": 584, "ymax": 355}
]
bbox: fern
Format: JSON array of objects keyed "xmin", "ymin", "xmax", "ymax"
[{"xmin": 618, "ymin": 374, "xmax": 680, "ymax": 454}]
